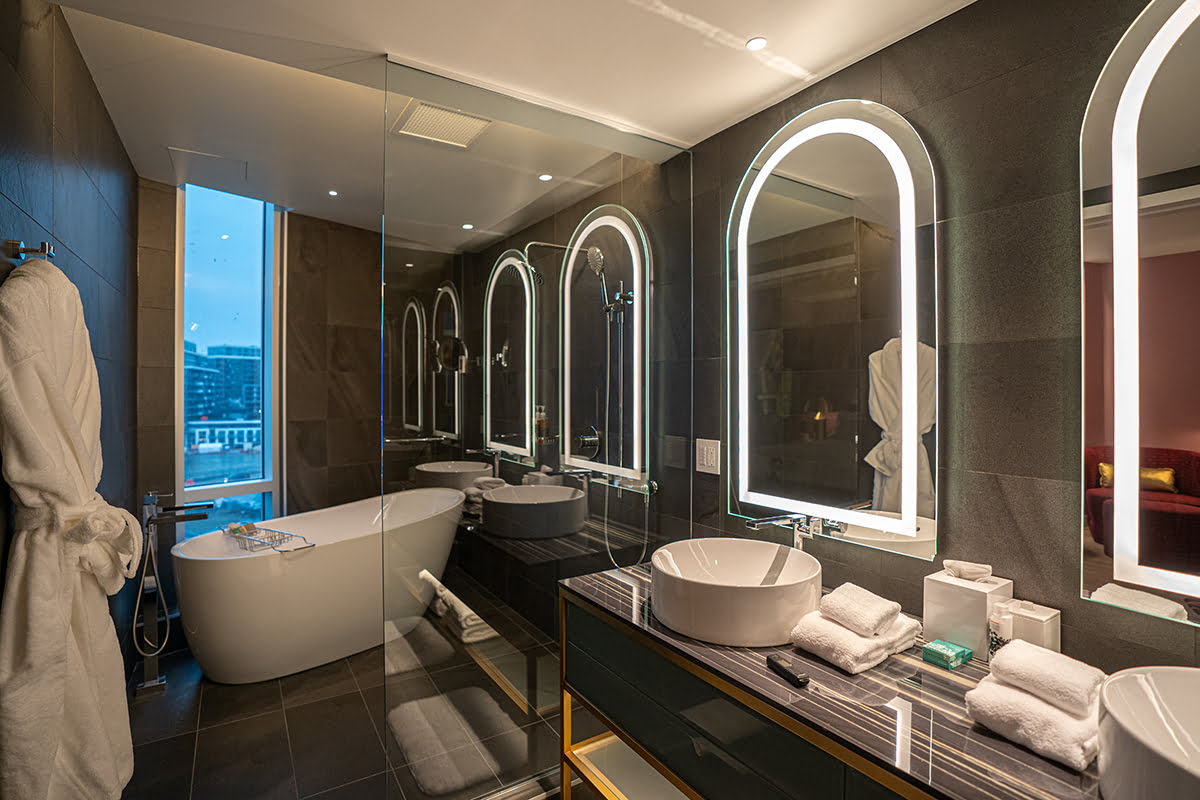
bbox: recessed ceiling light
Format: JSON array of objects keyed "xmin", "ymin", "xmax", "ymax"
[
  {"xmin": 328, "ymin": 190, "xmax": 338, "ymax": 196},
  {"xmin": 538, "ymin": 174, "xmax": 553, "ymax": 182},
  {"xmin": 462, "ymin": 223, "xmax": 474, "ymax": 230},
  {"xmin": 220, "ymin": 234, "xmax": 229, "ymax": 239},
  {"xmin": 746, "ymin": 36, "xmax": 767, "ymax": 51},
  {"xmin": 405, "ymin": 262, "xmax": 414, "ymax": 268}
]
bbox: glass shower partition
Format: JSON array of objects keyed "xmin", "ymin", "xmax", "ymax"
[{"xmin": 381, "ymin": 59, "xmax": 691, "ymax": 800}]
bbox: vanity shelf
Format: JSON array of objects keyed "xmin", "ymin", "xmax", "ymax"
[
  {"xmin": 565, "ymin": 730, "xmax": 692, "ymax": 800},
  {"xmin": 560, "ymin": 566, "xmax": 1099, "ymax": 800}
]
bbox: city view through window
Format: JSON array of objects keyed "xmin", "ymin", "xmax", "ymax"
[{"xmin": 181, "ymin": 185, "xmax": 274, "ymax": 537}]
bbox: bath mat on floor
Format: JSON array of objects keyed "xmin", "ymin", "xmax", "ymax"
[
  {"xmin": 385, "ymin": 617, "xmax": 455, "ymax": 675},
  {"xmin": 388, "ymin": 687, "xmax": 527, "ymax": 796}
]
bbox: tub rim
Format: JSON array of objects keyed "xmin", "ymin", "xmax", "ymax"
[{"xmin": 169, "ymin": 487, "xmax": 465, "ymax": 562}]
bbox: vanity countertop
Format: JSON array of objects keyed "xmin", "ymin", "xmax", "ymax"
[{"xmin": 560, "ymin": 566, "xmax": 1099, "ymax": 800}]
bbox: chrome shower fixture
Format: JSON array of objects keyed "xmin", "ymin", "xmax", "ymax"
[{"xmin": 586, "ymin": 246, "xmax": 605, "ymax": 275}]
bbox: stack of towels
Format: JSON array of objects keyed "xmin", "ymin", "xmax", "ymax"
[
  {"xmin": 965, "ymin": 639, "xmax": 1106, "ymax": 771},
  {"xmin": 464, "ymin": 476, "xmax": 506, "ymax": 517},
  {"xmin": 418, "ymin": 569, "xmax": 499, "ymax": 644},
  {"xmin": 790, "ymin": 583, "xmax": 922, "ymax": 675}
]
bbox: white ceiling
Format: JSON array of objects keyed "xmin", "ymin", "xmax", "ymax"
[
  {"xmin": 60, "ymin": 0, "xmax": 976, "ymax": 146},
  {"xmin": 63, "ymin": 0, "xmax": 978, "ymax": 241}
]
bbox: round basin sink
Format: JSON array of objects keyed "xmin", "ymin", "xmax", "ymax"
[
  {"xmin": 1099, "ymin": 666, "xmax": 1200, "ymax": 800},
  {"xmin": 650, "ymin": 538, "xmax": 822, "ymax": 647},
  {"xmin": 414, "ymin": 461, "xmax": 492, "ymax": 490},
  {"xmin": 482, "ymin": 485, "xmax": 586, "ymax": 539},
  {"xmin": 841, "ymin": 511, "xmax": 936, "ymax": 559}
]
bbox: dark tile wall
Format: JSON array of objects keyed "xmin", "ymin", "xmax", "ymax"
[
  {"xmin": 286, "ymin": 213, "xmax": 382, "ymax": 513},
  {"xmin": 457, "ymin": 153, "xmax": 694, "ymax": 542},
  {"xmin": 0, "ymin": 1, "xmax": 139, "ymax": 669},
  {"xmin": 693, "ymin": 0, "xmax": 1200, "ymax": 672},
  {"xmin": 134, "ymin": 177, "xmax": 179, "ymax": 607}
]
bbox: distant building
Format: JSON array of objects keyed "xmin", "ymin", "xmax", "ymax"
[{"xmin": 183, "ymin": 340, "xmax": 264, "ymax": 452}]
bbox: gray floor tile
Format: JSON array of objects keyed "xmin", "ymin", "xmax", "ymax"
[
  {"xmin": 123, "ymin": 731, "xmax": 195, "ymax": 799},
  {"xmin": 129, "ymin": 652, "xmax": 202, "ymax": 745},
  {"xmin": 281, "ymin": 659, "xmax": 359, "ymax": 708},
  {"xmin": 304, "ymin": 770, "xmax": 391, "ymax": 800},
  {"xmin": 200, "ymin": 677, "xmax": 282, "ymax": 728},
  {"xmin": 192, "ymin": 711, "xmax": 296, "ymax": 800},
  {"xmin": 285, "ymin": 691, "xmax": 386, "ymax": 797}
]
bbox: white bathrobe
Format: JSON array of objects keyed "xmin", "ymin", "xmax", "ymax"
[
  {"xmin": 0, "ymin": 260, "xmax": 141, "ymax": 800},
  {"xmin": 865, "ymin": 337, "xmax": 936, "ymax": 517}
]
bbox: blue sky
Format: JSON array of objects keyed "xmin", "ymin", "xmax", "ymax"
[{"xmin": 182, "ymin": 184, "xmax": 266, "ymax": 352}]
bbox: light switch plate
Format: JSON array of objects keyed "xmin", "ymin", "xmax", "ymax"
[{"xmin": 696, "ymin": 438, "xmax": 721, "ymax": 475}]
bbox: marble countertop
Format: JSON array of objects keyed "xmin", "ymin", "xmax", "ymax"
[{"xmin": 561, "ymin": 566, "xmax": 1100, "ymax": 800}]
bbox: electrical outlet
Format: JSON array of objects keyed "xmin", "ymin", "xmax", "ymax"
[{"xmin": 696, "ymin": 438, "xmax": 721, "ymax": 475}]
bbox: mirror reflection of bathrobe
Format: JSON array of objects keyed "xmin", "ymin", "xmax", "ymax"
[
  {"xmin": 0, "ymin": 261, "xmax": 141, "ymax": 799},
  {"xmin": 865, "ymin": 337, "xmax": 936, "ymax": 516}
]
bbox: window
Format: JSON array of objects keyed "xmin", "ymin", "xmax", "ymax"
[{"xmin": 176, "ymin": 184, "xmax": 282, "ymax": 539}]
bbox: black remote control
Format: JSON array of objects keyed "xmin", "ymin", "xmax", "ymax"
[{"xmin": 766, "ymin": 654, "xmax": 810, "ymax": 688}]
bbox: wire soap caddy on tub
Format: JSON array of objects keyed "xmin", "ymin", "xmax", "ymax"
[{"xmin": 224, "ymin": 523, "xmax": 316, "ymax": 553}]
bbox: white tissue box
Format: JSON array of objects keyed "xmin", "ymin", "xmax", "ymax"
[
  {"xmin": 923, "ymin": 570, "xmax": 1013, "ymax": 661},
  {"xmin": 1009, "ymin": 600, "xmax": 1061, "ymax": 652}
]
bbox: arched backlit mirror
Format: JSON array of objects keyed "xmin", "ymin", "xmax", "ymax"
[
  {"xmin": 484, "ymin": 250, "xmax": 534, "ymax": 459},
  {"xmin": 1081, "ymin": 0, "xmax": 1200, "ymax": 624},
  {"xmin": 560, "ymin": 205, "xmax": 651, "ymax": 483},
  {"xmin": 401, "ymin": 297, "xmax": 427, "ymax": 432},
  {"xmin": 431, "ymin": 282, "xmax": 462, "ymax": 440},
  {"xmin": 727, "ymin": 99, "xmax": 938, "ymax": 558}
]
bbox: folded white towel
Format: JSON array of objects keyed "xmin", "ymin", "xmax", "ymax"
[
  {"xmin": 1090, "ymin": 583, "xmax": 1188, "ymax": 621},
  {"xmin": 989, "ymin": 640, "xmax": 1105, "ymax": 718},
  {"xmin": 418, "ymin": 570, "xmax": 500, "ymax": 643},
  {"xmin": 965, "ymin": 674, "xmax": 1098, "ymax": 771},
  {"xmin": 464, "ymin": 487, "xmax": 485, "ymax": 500},
  {"xmin": 943, "ymin": 560, "xmax": 992, "ymax": 581},
  {"xmin": 790, "ymin": 611, "xmax": 921, "ymax": 675},
  {"xmin": 474, "ymin": 477, "xmax": 507, "ymax": 491},
  {"xmin": 819, "ymin": 583, "xmax": 901, "ymax": 638}
]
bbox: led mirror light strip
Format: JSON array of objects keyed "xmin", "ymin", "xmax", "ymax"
[
  {"xmin": 736, "ymin": 116, "xmax": 920, "ymax": 538},
  {"xmin": 561, "ymin": 213, "xmax": 648, "ymax": 481},
  {"xmin": 1111, "ymin": 0, "xmax": 1200, "ymax": 596},
  {"xmin": 401, "ymin": 298, "xmax": 426, "ymax": 432},
  {"xmin": 432, "ymin": 282, "xmax": 461, "ymax": 440},
  {"xmin": 484, "ymin": 252, "xmax": 535, "ymax": 458}
]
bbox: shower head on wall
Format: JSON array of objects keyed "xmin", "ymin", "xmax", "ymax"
[{"xmin": 587, "ymin": 246, "xmax": 605, "ymax": 275}]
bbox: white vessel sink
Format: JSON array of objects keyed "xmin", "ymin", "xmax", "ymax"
[
  {"xmin": 650, "ymin": 538, "xmax": 822, "ymax": 647},
  {"xmin": 482, "ymin": 485, "xmax": 586, "ymax": 539},
  {"xmin": 1099, "ymin": 666, "xmax": 1200, "ymax": 800},
  {"xmin": 841, "ymin": 511, "xmax": 936, "ymax": 559},
  {"xmin": 414, "ymin": 461, "xmax": 492, "ymax": 490}
]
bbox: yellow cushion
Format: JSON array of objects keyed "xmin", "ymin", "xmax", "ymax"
[{"xmin": 1097, "ymin": 462, "xmax": 1178, "ymax": 493}]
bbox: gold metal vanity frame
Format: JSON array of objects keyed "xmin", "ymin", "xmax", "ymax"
[{"xmin": 558, "ymin": 590, "xmax": 937, "ymax": 800}]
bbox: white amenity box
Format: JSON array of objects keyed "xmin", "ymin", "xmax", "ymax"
[{"xmin": 923, "ymin": 570, "xmax": 1014, "ymax": 661}]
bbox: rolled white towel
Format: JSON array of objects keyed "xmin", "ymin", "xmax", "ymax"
[
  {"xmin": 943, "ymin": 559, "xmax": 992, "ymax": 581},
  {"xmin": 464, "ymin": 486, "xmax": 485, "ymax": 501},
  {"xmin": 789, "ymin": 611, "xmax": 921, "ymax": 675},
  {"xmin": 989, "ymin": 640, "xmax": 1105, "ymax": 718},
  {"xmin": 965, "ymin": 674, "xmax": 1098, "ymax": 771},
  {"xmin": 474, "ymin": 477, "xmax": 507, "ymax": 491},
  {"xmin": 1090, "ymin": 583, "xmax": 1188, "ymax": 621},
  {"xmin": 819, "ymin": 583, "xmax": 901, "ymax": 638}
]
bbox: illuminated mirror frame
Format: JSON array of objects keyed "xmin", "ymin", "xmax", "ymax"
[
  {"xmin": 484, "ymin": 250, "xmax": 535, "ymax": 459},
  {"xmin": 728, "ymin": 100, "xmax": 935, "ymax": 539},
  {"xmin": 401, "ymin": 297, "xmax": 427, "ymax": 432},
  {"xmin": 1094, "ymin": 0, "xmax": 1200, "ymax": 597},
  {"xmin": 431, "ymin": 281, "xmax": 462, "ymax": 440},
  {"xmin": 560, "ymin": 205, "xmax": 651, "ymax": 481}
]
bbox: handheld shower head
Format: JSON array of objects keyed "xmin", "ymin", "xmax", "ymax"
[{"xmin": 586, "ymin": 246, "xmax": 605, "ymax": 275}]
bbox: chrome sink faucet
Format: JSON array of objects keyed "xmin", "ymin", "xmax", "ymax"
[
  {"xmin": 546, "ymin": 467, "xmax": 593, "ymax": 521},
  {"xmin": 466, "ymin": 447, "xmax": 502, "ymax": 478}
]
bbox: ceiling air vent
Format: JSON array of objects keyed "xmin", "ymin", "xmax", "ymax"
[{"xmin": 393, "ymin": 102, "xmax": 492, "ymax": 148}]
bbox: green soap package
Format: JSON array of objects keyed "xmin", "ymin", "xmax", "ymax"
[{"xmin": 922, "ymin": 639, "xmax": 972, "ymax": 670}]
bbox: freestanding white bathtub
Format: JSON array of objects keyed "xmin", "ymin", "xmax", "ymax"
[{"xmin": 171, "ymin": 488, "xmax": 464, "ymax": 684}]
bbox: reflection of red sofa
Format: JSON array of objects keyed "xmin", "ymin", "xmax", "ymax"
[{"xmin": 1085, "ymin": 446, "xmax": 1200, "ymax": 564}]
